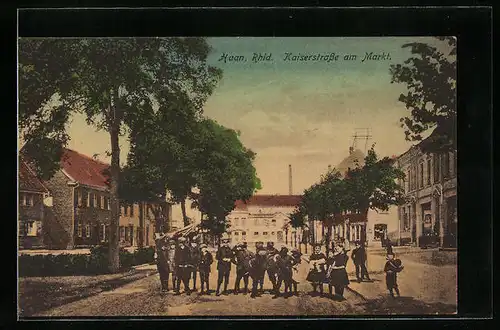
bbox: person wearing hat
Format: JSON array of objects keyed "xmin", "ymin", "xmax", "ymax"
[
  {"xmin": 198, "ymin": 244, "xmax": 213, "ymax": 294},
  {"xmin": 232, "ymin": 243, "xmax": 251, "ymax": 295},
  {"xmin": 265, "ymin": 242, "xmax": 280, "ymax": 295},
  {"xmin": 154, "ymin": 233, "xmax": 170, "ymax": 292},
  {"xmin": 326, "ymin": 242, "xmax": 350, "ymax": 300},
  {"xmin": 174, "ymin": 236, "xmax": 193, "ymax": 295},
  {"xmin": 306, "ymin": 243, "xmax": 327, "ymax": 296},
  {"xmin": 384, "ymin": 252, "xmax": 404, "ymax": 298},
  {"xmin": 164, "ymin": 238, "xmax": 177, "ymax": 291},
  {"xmin": 215, "ymin": 237, "xmax": 233, "ymax": 296},
  {"xmin": 351, "ymin": 241, "xmax": 370, "ymax": 282},
  {"xmin": 274, "ymin": 246, "xmax": 292, "ymax": 298},
  {"xmin": 255, "ymin": 241, "xmax": 266, "ymax": 292},
  {"xmin": 189, "ymin": 238, "xmax": 202, "ymax": 292}
]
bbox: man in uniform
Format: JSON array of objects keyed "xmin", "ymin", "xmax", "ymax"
[
  {"xmin": 165, "ymin": 238, "xmax": 177, "ymax": 291},
  {"xmin": 174, "ymin": 236, "xmax": 192, "ymax": 295},
  {"xmin": 189, "ymin": 238, "xmax": 202, "ymax": 291},
  {"xmin": 232, "ymin": 243, "xmax": 251, "ymax": 295},
  {"xmin": 351, "ymin": 240, "xmax": 371, "ymax": 282},
  {"xmin": 215, "ymin": 237, "xmax": 233, "ymax": 296},
  {"xmin": 154, "ymin": 233, "xmax": 170, "ymax": 292},
  {"xmin": 265, "ymin": 241, "xmax": 279, "ymax": 294},
  {"xmin": 255, "ymin": 241, "xmax": 267, "ymax": 293}
]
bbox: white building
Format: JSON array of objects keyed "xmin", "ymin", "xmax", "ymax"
[{"xmin": 226, "ymin": 195, "xmax": 303, "ymax": 248}]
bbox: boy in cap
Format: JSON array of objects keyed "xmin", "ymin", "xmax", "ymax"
[
  {"xmin": 189, "ymin": 238, "xmax": 201, "ymax": 291},
  {"xmin": 384, "ymin": 252, "xmax": 404, "ymax": 297},
  {"xmin": 174, "ymin": 236, "xmax": 192, "ymax": 295},
  {"xmin": 215, "ymin": 237, "xmax": 233, "ymax": 296},
  {"xmin": 232, "ymin": 243, "xmax": 251, "ymax": 295},
  {"xmin": 198, "ymin": 244, "xmax": 213, "ymax": 294}
]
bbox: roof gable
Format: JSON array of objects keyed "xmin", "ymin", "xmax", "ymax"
[
  {"xmin": 19, "ymin": 156, "xmax": 49, "ymax": 193},
  {"xmin": 60, "ymin": 148, "xmax": 110, "ymax": 189}
]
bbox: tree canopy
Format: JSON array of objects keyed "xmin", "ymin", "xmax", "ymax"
[
  {"xmin": 390, "ymin": 37, "xmax": 456, "ymax": 153},
  {"xmin": 19, "ymin": 37, "xmax": 222, "ymax": 272}
]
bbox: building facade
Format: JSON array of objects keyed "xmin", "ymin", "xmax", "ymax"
[
  {"xmin": 18, "ymin": 157, "xmax": 51, "ymax": 249},
  {"xmin": 396, "ymin": 144, "xmax": 457, "ymax": 248},
  {"xmin": 33, "ymin": 148, "xmax": 169, "ymax": 250},
  {"xmin": 226, "ymin": 195, "xmax": 304, "ymax": 248}
]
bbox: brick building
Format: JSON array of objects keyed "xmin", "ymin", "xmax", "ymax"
[
  {"xmin": 18, "ymin": 157, "xmax": 50, "ymax": 249},
  {"xmin": 38, "ymin": 148, "xmax": 169, "ymax": 249},
  {"xmin": 395, "ymin": 137, "xmax": 457, "ymax": 248}
]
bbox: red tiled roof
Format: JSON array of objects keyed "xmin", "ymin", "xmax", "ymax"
[
  {"xmin": 19, "ymin": 156, "xmax": 49, "ymax": 193},
  {"xmin": 234, "ymin": 195, "xmax": 303, "ymax": 209},
  {"xmin": 60, "ymin": 148, "xmax": 110, "ymax": 189}
]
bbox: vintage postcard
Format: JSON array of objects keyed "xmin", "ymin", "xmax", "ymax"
[{"xmin": 18, "ymin": 36, "xmax": 457, "ymax": 318}]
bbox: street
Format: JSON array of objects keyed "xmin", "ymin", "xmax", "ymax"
[{"xmin": 30, "ymin": 250, "xmax": 457, "ymax": 317}]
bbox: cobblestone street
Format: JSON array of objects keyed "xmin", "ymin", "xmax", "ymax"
[{"xmin": 29, "ymin": 250, "xmax": 457, "ymax": 317}]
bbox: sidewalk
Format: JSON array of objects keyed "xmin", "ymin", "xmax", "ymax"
[{"xmin": 18, "ymin": 246, "xmax": 138, "ymax": 256}]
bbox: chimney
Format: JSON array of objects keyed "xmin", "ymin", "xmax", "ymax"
[{"xmin": 288, "ymin": 164, "xmax": 293, "ymax": 195}]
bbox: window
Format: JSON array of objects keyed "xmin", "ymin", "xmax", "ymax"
[
  {"xmin": 254, "ymin": 232, "xmax": 259, "ymax": 236},
  {"xmin": 271, "ymin": 231, "xmax": 275, "ymax": 235},
  {"xmin": 22, "ymin": 220, "xmax": 40, "ymax": 237},
  {"xmin": 96, "ymin": 194, "xmax": 102, "ymax": 209},
  {"xmin": 107, "ymin": 197, "xmax": 111, "ymax": 210},
  {"xmin": 234, "ymin": 232, "xmax": 239, "ymax": 236},
  {"xmin": 99, "ymin": 224, "xmax": 106, "ymax": 242},
  {"xmin": 87, "ymin": 192, "xmax": 91, "ymax": 207},
  {"xmin": 272, "ymin": 219, "xmax": 277, "ymax": 227},
  {"xmin": 234, "ymin": 218, "xmax": 239, "ymax": 226},
  {"xmin": 77, "ymin": 190, "xmax": 83, "ymax": 206},
  {"xmin": 263, "ymin": 232, "xmax": 268, "ymax": 236},
  {"xmin": 25, "ymin": 194, "xmax": 33, "ymax": 206},
  {"xmin": 406, "ymin": 170, "xmax": 410, "ymax": 192},
  {"xmin": 125, "ymin": 227, "xmax": 130, "ymax": 241},
  {"xmin": 85, "ymin": 223, "xmax": 91, "ymax": 238},
  {"xmin": 427, "ymin": 159, "xmax": 432, "ymax": 186},
  {"xmin": 242, "ymin": 232, "xmax": 246, "ymax": 236},
  {"xmin": 120, "ymin": 226, "xmax": 125, "ymax": 240},
  {"xmin": 419, "ymin": 162, "xmax": 424, "ymax": 188},
  {"xmin": 89, "ymin": 193, "xmax": 95, "ymax": 207},
  {"xmin": 103, "ymin": 197, "xmax": 109, "ymax": 210},
  {"xmin": 77, "ymin": 223, "xmax": 83, "ymax": 238},
  {"xmin": 130, "ymin": 204, "xmax": 134, "ymax": 216}
]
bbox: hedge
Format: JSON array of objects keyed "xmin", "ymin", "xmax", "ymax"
[{"xmin": 19, "ymin": 246, "xmax": 155, "ymax": 277}]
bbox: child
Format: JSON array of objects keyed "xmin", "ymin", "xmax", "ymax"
[
  {"xmin": 306, "ymin": 244, "xmax": 327, "ymax": 295},
  {"xmin": 384, "ymin": 252, "xmax": 404, "ymax": 297},
  {"xmin": 199, "ymin": 244, "xmax": 213, "ymax": 295},
  {"xmin": 326, "ymin": 243, "xmax": 350, "ymax": 299}
]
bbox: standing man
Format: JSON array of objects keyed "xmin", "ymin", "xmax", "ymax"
[
  {"xmin": 165, "ymin": 238, "xmax": 177, "ymax": 291},
  {"xmin": 198, "ymin": 244, "xmax": 213, "ymax": 295},
  {"xmin": 351, "ymin": 241, "xmax": 371, "ymax": 282},
  {"xmin": 255, "ymin": 241, "xmax": 266, "ymax": 292},
  {"xmin": 232, "ymin": 243, "xmax": 251, "ymax": 295},
  {"xmin": 154, "ymin": 233, "xmax": 170, "ymax": 292},
  {"xmin": 266, "ymin": 241, "xmax": 279, "ymax": 294},
  {"xmin": 174, "ymin": 236, "xmax": 192, "ymax": 295},
  {"xmin": 189, "ymin": 238, "xmax": 201, "ymax": 292},
  {"xmin": 215, "ymin": 237, "xmax": 233, "ymax": 296}
]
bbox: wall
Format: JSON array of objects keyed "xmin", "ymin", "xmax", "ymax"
[
  {"xmin": 18, "ymin": 191, "xmax": 45, "ymax": 249},
  {"xmin": 43, "ymin": 171, "xmax": 75, "ymax": 249}
]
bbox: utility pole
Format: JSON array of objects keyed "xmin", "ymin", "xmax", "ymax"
[{"xmin": 352, "ymin": 128, "xmax": 373, "ymax": 153}]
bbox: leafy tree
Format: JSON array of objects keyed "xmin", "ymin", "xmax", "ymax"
[
  {"xmin": 344, "ymin": 145, "xmax": 406, "ymax": 243},
  {"xmin": 19, "ymin": 38, "xmax": 222, "ymax": 272},
  {"xmin": 390, "ymin": 37, "xmax": 456, "ymax": 153},
  {"xmin": 301, "ymin": 169, "xmax": 348, "ymax": 253},
  {"xmin": 194, "ymin": 119, "xmax": 262, "ymax": 243}
]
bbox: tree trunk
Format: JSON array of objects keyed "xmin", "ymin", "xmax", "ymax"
[
  {"xmin": 108, "ymin": 121, "xmax": 121, "ymax": 273},
  {"xmin": 138, "ymin": 202, "xmax": 144, "ymax": 248},
  {"xmin": 181, "ymin": 199, "xmax": 189, "ymax": 227}
]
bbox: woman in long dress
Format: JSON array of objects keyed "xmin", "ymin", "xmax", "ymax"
[
  {"xmin": 306, "ymin": 244, "xmax": 327, "ymax": 295},
  {"xmin": 326, "ymin": 243, "xmax": 350, "ymax": 300}
]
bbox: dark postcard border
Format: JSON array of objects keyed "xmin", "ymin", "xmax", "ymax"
[{"xmin": 11, "ymin": 6, "xmax": 493, "ymax": 324}]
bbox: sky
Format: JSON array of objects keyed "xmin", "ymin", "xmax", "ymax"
[{"xmin": 21, "ymin": 37, "xmax": 450, "ymax": 196}]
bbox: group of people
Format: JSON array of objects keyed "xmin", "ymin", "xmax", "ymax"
[
  {"xmin": 154, "ymin": 234, "xmax": 303, "ymax": 298},
  {"xmin": 155, "ymin": 234, "xmax": 404, "ymax": 300}
]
